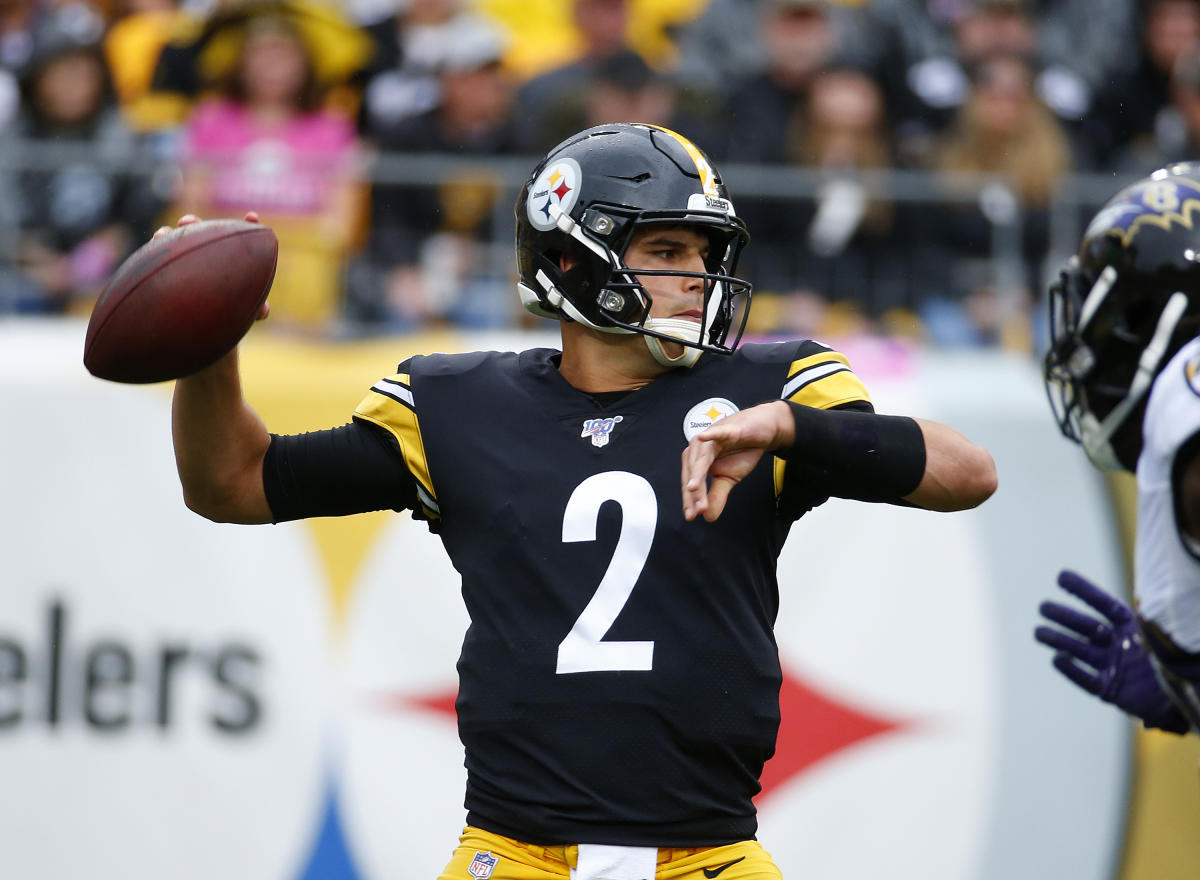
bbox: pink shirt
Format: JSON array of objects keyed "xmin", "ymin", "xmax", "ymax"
[{"xmin": 184, "ymin": 99, "xmax": 358, "ymax": 215}]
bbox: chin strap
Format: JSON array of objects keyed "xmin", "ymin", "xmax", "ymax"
[
  {"xmin": 520, "ymin": 275, "xmax": 706, "ymax": 369},
  {"xmin": 643, "ymin": 318, "xmax": 702, "ymax": 368}
]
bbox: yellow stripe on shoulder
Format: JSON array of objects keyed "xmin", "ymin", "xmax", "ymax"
[
  {"xmin": 782, "ymin": 352, "xmax": 871, "ymax": 410},
  {"xmin": 354, "ymin": 374, "xmax": 438, "ymax": 514},
  {"xmin": 774, "ymin": 350, "xmax": 871, "ymax": 497}
]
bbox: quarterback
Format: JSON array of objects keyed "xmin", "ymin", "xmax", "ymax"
[
  {"xmin": 170, "ymin": 123, "xmax": 997, "ymax": 879},
  {"xmin": 1037, "ymin": 163, "xmax": 1200, "ymax": 735}
]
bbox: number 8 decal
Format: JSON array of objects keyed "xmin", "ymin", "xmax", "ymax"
[{"xmin": 557, "ymin": 471, "xmax": 657, "ymax": 674}]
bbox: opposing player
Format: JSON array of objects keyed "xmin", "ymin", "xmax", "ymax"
[
  {"xmin": 1036, "ymin": 162, "xmax": 1200, "ymax": 735},
  {"xmin": 171, "ymin": 123, "xmax": 997, "ymax": 879}
]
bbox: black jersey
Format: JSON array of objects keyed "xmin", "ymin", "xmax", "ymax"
[{"xmin": 351, "ymin": 340, "xmax": 871, "ymax": 847}]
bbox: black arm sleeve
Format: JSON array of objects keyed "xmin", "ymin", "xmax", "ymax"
[
  {"xmin": 778, "ymin": 400, "xmax": 926, "ymax": 505},
  {"xmin": 262, "ymin": 420, "xmax": 417, "ymax": 523}
]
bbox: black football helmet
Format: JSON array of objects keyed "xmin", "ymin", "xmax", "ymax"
[
  {"xmin": 514, "ymin": 123, "xmax": 752, "ymax": 367},
  {"xmin": 1044, "ymin": 162, "xmax": 1200, "ymax": 471}
]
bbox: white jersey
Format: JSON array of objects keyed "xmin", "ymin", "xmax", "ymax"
[{"xmin": 1136, "ymin": 334, "xmax": 1200, "ymax": 651}]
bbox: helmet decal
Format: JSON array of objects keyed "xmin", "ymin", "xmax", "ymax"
[
  {"xmin": 527, "ymin": 157, "xmax": 582, "ymax": 231},
  {"xmin": 687, "ymin": 192, "xmax": 736, "ymax": 216},
  {"xmin": 1085, "ymin": 175, "xmax": 1200, "ymax": 247},
  {"xmin": 646, "ymin": 125, "xmax": 721, "ymax": 197}
]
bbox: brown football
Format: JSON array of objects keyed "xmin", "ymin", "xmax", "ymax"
[{"xmin": 84, "ymin": 219, "xmax": 278, "ymax": 383}]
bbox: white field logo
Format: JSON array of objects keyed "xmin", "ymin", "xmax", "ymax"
[
  {"xmin": 0, "ymin": 373, "xmax": 331, "ymax": 880},
  {"xmin": 683, "ymin": 397, "xmax": 739, "ymax": 441},
  {"xmin": 527, "ymin": 157, "xmax": 582, "ymax": 231}
]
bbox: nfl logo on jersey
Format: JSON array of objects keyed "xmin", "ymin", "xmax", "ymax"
[
  {"xmin": 581, "ymin": 415, "xmax": 624, "ymax": 447},
  {"xmin": 468, "ymin": 850, "xmax": 499, "ymax": 879}
]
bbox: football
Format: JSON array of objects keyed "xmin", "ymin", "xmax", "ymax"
[{"xmin": 83, "ymin": 219, "xmax": 278, "ymax": 383}]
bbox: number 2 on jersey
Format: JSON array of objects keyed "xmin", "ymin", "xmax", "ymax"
[{"xmin": 557, "ymin": 471, "xmax": 656, "ymax": 674}]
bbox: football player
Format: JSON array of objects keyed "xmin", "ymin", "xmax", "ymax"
[
  {"xmin": 169, "ymin": 123, "xmax": 997, "ymax": 879},
  {"xmin": 1036, "ymin": 162, "xmax": 1200, "ymax": 736}
]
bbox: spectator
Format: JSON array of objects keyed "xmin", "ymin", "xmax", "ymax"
[
  {"xmin": 868, "ymin": 0, "xmax": 1099, "ymax": 167},
  {"xmin": 0, "ymin": 0, "xmax": 105, "ymax": 131},
  {"xmin": 721, "ymin": 0, "xmax": 838, "ymax": 164},
  {"xmin": 672, "ymin": 0, "xmax": 866, "ymax": 101},
  {"xmin": 528, "ymin": 48, "xmax": 720, "ymax": 155},
  {"xmin": 348, "ymin": 16, "xmax": 517, "ymax": 331},
  {"xmin": 358, "ymin": 0, "xmax": 509, "ymax": 140},
  {"xmin": 102, "ymin": 0, "xmax": 190, "ymax": 133},
  {"xmin": 792, "ymin": 69, "xmax": 912, "ymax": 332},
  {"xmin": 513, "ymin": 0, "xmax": 651, "ymax": 153},
  {"xmin": 582, "ymin": 49, "xmax": 676, "ymax": 129},
  {"xmin": 1117, "ymin": 47, "xmax": 1200, "ymax": 172},
  {"xmin": 145, "ymin": 0, "xmax": 242, "ymax": 115},
  {"xmin": 717, "ymin": 0, "xmax": 841, "ymax": 323},
  {"xmin": 918, "ymin": 52, "xmax": 1072, "ymax": 347},
  {"xmin": 150, "ymin": 0, "xmax": 372, "ymax": 132},
  {"xmin": 1037, "ymin": 0, "xmax": 1140, "ymax": 94},
  {"xmin": 1089, "ymin": 0, "xmax": 1200, "ymax": 167},
  {"xmin": 0, "ymin": 0, "xmax": 103, "ymax": 78},
  {"xmin": 935, "ymin": 54, "xmax": 1071, "ymax": 204},
  {"xmin": 739, "ymin": 68, "xmax": 910, "ymax": 340},
  {"xmin": 0, "ymin": 30, "xmax": 149, "ymax": 313},
  {"xmin": 177, "ymin": 12, "xmax": 364, "ymax": 333}
]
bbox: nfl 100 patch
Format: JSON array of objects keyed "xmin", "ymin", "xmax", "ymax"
[{"xmin": 581, "ymin": 415, "xmax": 624, "ymax": 447}]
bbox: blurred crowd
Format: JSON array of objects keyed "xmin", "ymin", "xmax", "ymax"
[{"xmin": 1, "ymin": 0, "xmax": 1198, "ymax": 347}]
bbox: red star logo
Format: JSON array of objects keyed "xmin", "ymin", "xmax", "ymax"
[
  {"xmin": 553, "ymin": 180, "xmax": 571, "ymax": 201},
  {"xmin": 372, "ymin": 688, "xmax": 457, "ymax": 717},
  {"xmin": 756, "ymin": 663, "xmax": 907, "ymax": 804},
  {"xmin": 369, "ymin": 658, "xmax": 907, "ymax": 802}
]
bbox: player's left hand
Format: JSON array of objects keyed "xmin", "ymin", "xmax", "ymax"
[
  {"xmin": 1035, "ymin": 570, "xmax": 1188, "ymax": 733},
  {"xmin": 682, "ymin": 400, "xmax": 794, "ymax": 522}
]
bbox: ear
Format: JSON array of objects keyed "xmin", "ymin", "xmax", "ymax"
[{"xmin": 559, "ymin": 252, "xmax": 577, "ymax": 272}]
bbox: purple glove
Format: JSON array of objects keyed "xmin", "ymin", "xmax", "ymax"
[{"xmin": 1035, "ymin": 570, "xmax": 1189, "ymax": 734}]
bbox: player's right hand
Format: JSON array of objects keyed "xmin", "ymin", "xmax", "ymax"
[
  {"xmin": 681, "ymin": 400, "xmax": 794, "ymax": 522},
  {"xmin": 153, "ymin": 212, "xmax": 269, "ymax": 322},
  {"xmin": 1035, "ymin": 570, "xmax": 1188, "ymax": 733}
]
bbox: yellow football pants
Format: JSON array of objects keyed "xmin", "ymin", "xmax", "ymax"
[{"xmin": 437, "ymin": 826, "xmax": 784, "ymax": 879}]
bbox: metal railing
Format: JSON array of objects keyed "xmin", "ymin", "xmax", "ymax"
[{"xmin": 0, "ymin": 136, "xmax": 1141, "ymax": 336}]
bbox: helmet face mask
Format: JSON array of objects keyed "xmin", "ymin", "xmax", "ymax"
[
  {"xmin": 1044, "ymin": 259, "xmax": 1090, "ymax": 447},
  {"xmin": 1044, "ymin": 259, "xmax": 1146, "ymax": 470},
  {"xmin": 1044, "ymin": 163, "xmax": 1200, "ymax": 471},
  {"xmin": 515, "ymin": 123, "xmax": 753, "ymax": 367}
]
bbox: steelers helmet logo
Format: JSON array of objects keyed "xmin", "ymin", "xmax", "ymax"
[
  {"xmin": 527, "ymin": 157, "xmax": 582, "ymax": 231},
  {"xmin": 683, "ymin": 397, "xmax": 739, "ymax": 441}
]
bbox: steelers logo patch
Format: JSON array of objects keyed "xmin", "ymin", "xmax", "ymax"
[
  {"xmin": 683, "ymin": 397, "xmax": 739, "ymax": 441},
  {"xmin": 527, "ymin": 157, "xmax": 582, "ymax": 231},
  {"xmin": 1186, "ymin": 351, "xmax": 1200, "ymax": 399}
]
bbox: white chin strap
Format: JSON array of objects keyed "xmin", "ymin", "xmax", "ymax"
[
  {"xmin": 643, "ymin": 318, "xmax": 702, "ymax": 368},
  {"xmin": 521, "ymin": 268, "xmax": 707, "ymax": 369},
  {"xmin": 1080, "ymin": 290, "xmax": 1189, "ymax": 470}
]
